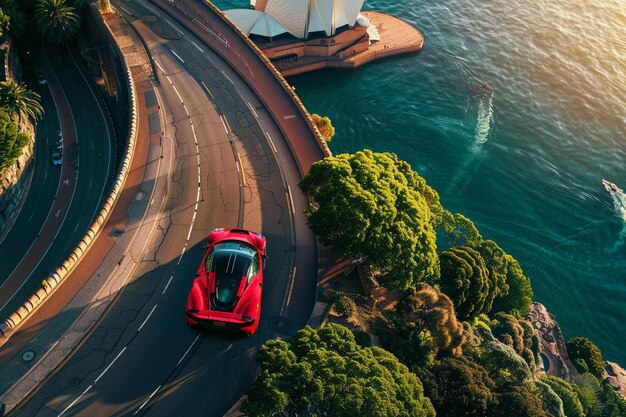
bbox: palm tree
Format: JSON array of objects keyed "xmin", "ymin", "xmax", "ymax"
[
  {"xmin": 35, "ymin": 0, "xmax": 80, "ymax": 44},
  {"xmin": 0, "ymin": 80, "xmax": 44, "ymax": 123}
]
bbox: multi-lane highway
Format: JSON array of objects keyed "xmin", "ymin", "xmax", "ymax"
[
  {"xmin": 9, "ymin": 0, "xmax": 323, "ymax": 415},
  {"xmin": 0, "ymin": 48, "xmax": 113, "ymax": 322}
]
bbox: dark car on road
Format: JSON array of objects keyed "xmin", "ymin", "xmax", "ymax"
[{"xmin": 186, "ymin": 228, "xmax": 266, "ymax": 336}]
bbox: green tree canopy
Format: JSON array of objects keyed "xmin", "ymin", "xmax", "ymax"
[
  {"xmin": 491, "ymin": 254, "xmax": 533, "ymax": 318},
  {"xmin": 491, "ymin": 312, "xmax": 538, "ymax": 370},
  {"xmin": 0, "ymin": 107, "xmax": 29, "ymax": 172},
  {"xmin": 311, "ymin": 113, "xmax": 335, "ymax": 142},
  {"xmin": 418, "ymin": 357, "xmax": 495, "ymax": 417},
  {"xmin": 540, "ymin": 376, "xmax": 585, "ymax": 417},
  {"xmin": 490, "ymin": 387, "xmax": 549, "ymax": 417},
  {"xmin": 0, "ymin": 0, "xmax": 24, "ymax": 38},
  {"xmin": 566, "ymin": 337, "xmax": 605, "ymax": 380},
  {"xmin": 532, "ymin": 380, "xmax": 565, "ymax": 417},
  {"xmin": 398, "ymin": 285, "xmax": 465, "ymax": 356},
  {"xmin": 300, "ymin": 150, "xmax": 443, "ymax": 289},
  {"xmin": 0, "ymin": 80, "xmax": 43, "ymax": 123},
  {"xmin": 475, "ymin": 336, "xmax": 532, "ymax": 390},
  {"xmin": 35, "ymin": 0, "xmax": 80, "ymax": 43},
  {"xmin": 439, "ymin": 246, "xmax": 496, "ymax": 320},
  {"xmin": 0, "ymin": 8, "xmax": 10, "ymax": 39},
  {"xmin": 244, "ymin": 324, "xmax": 436, "ymax": 417},
  {"xmin": 441, "ymin": 210, "xmax": 483, "ymax": 247}
]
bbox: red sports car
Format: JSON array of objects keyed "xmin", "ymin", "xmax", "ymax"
[{"xmin": 186, "ymin": 228, "xmax": 266, "ymax": 335}]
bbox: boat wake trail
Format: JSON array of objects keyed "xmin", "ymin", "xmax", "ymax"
[
  {"xmin": 475, "ymin": 92, "xmax": 494, "ymax": 144},
  {"xmin": 602, "ymin": 180, "xmax": 626, "ymax": 251}
]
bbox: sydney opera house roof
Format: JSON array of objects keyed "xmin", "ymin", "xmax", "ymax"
[{"xmin": 225, "ymin": 0, "xmax": 367, "ymax": 39}]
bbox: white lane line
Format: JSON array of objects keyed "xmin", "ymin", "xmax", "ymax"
[
  {"xmin": 177, "ymin": 334, "xmax": 201, "ymax": 366},
  {"xmin": 196, "ymin": 187, "xmax": 201, "ymax": 203},
  {"xmin": 170, "ymin": 49, "xmax": 185, "ymax": 64},
  {"xmin": 287, "ymin": 186, "xmax": 295, "ymax": 216},
  {"xmin": 120, "ymin": 7, "xmax": 133, "ymax": 15},
  {"xmin": 201, "ymin": 81, "xmax": 214, "ymax": 98},
  {"xmin": 246, "ymin": 102, "xmax": 258, "ymax": 119},
  {"xmin": 89, "ymin": 178, "xmax": 93, "ymax": 188},
  {"xmin": 221, "ymin": 70, "xmax": 234, "ymax": 85},
  {"xmin": 138, "ymin": 304, "xmax": 158, "ymax": 332},
  {"xmin": 154, "ymin": 58, "xmax": 166, "ymax": 73},
  {"xmin": 134, "ymin": 385, "xmax": 162, "ymax": 415},
  {"xmin": 94, "ymin": 347, "xmax": 127, "ymax": 383},
  {"xmin": 58, "ymin": 384, "xmax": 93, "ymax": 416},
  {"xmin": 74, "ymin": 223, "xmax": 80, "ymax": 232},
  {"xmin": 191, "ymin": 41, "xmax": 204, "ymax": 53},
  {"xmin": 28, "ymin": 212, "xmax": 35, "ymax": 223},
  {"xmin": 285, "ymin": 266, "xmax": 297, "ymax": 307},
  {"xmin": 219, "ymin": 115, "xmax": 229, "ymax": 135},
  {"xmin": 162, "ymin": 274, "xmax": 174, "ymax": 294},
  {"xmin": 177, "ymin": 248, "xmax": 185, "ymax": 265},
  {"xmin": 265, "ymin": 131, "xmax": 277, "ymax": 154},
  {"xmin": 171, "ymin": 84, "xmax": 183, "ymax": 103}
]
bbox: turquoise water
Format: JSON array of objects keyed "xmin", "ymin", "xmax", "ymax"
[{"xmin": 215, "ymin": 0, "xmax": 626, "ymax": 363}]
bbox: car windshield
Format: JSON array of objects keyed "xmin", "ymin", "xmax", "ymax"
[{"xmin": 208, "ymin": 242, "xmax": 255, "ymax": 304}]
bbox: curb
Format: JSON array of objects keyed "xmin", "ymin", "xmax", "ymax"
[{"xmin": 0, "ymin": 5, "xmax": 139, "ymax": 347}]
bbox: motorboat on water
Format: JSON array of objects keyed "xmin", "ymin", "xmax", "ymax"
[{"xmin": 603, "ymin": 179, "xmax": 624, "ymax": 195}]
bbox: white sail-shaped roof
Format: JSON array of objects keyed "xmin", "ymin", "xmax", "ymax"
[
  {"xmin": 225, "ymin": 8, "xmax": 289, "ymax": 37},
  {"xmin": 338, "ymin": 0, "xmax": 364, "ymax": 26},
  {"xmin": 265, "ymin": 0, "xmax": 309, "ymax": 39},
  {"xmin": 224, "ymin": 9, "xmax": 263, "ymax": 35},
  {"xmin": 230, "ymin": 0, "xmax": 367, "ymax": 39},
  {"xmin": 250, "ymin": 13, "xmax": 289, "ymax": 37},
  {"xmin": 308, "ymin": 0, "xmax": 334, "ymax": 36}
]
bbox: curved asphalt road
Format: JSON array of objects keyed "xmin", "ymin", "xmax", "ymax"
[
  {"xmin": 10, "ymin": 1, "xmax": 321, "ymax": 416},
  {"xmin": 0, "ymin": 46, "xmax": 113, "ymax": 319}
]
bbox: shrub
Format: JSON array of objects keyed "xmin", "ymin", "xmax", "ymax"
[{"xmin": 333, "ymin": 296, "xmax": 357, "ymax": 318}]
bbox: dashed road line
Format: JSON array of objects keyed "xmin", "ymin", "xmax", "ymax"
[{"xmin": 170, "ymin": 49, "xmax": 185, "ymax": 64}]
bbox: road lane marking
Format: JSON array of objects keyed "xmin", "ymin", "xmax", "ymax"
[
  {"xmin": 219, "ymin": 115, "xmax": 229, "ymax": 135},
  {"xmin": 246, "ymin": 102, "xmax": 258, "ymax": 119},
  {"xmin": 237, "ymin": 153, "xmax": 247, "ymax": 186},
  {"xmin": 28, "ymin": 213, "xmax": 34, "ymax": 223},
  {"xmin": 162, "ymin": 274, "xmax": 174, "ymax": 294},
  {"xmin": 191, "ymin": 41, "xmax": 204, "ymax": 53},
  {"xmin": 220, "ymin": 70, "xmax": 234, "ymax": 85},
  {"xmin": 177, "ymin": 334, "xmax": 201, "ymax": 366},
  {"xmin": 120, "ymin": 7, "xmax": 133, "ymax": 15},
  {"xmin": 171, "ymin": 84, "xmax": 183, "ymax": 103},
  {"xmin": 138, "ymin": 304, "xmax": 158, "ymax": 332},
  {"xmin": 265, "ymin": 131, "xmax": 277, "ymax": 154},
  {"xmin": 94, "ymin": 347, "xmax": 127, "ymax": 383},
  {"xmin": 287, "ymin": 186, "xmax": 295, "ymax": 216},
  {"xmin": 154, "ymin": 58, "xmax": 166, "ymax": 73},
  {"xmin": 58, "ymin": 384, "xmax": 93, "ymax": 416},
  {"xmin": 74, "ymin": 223, "xmax": 80, "ymax": 232},
  {"xmin": 201, "ymin": 81, "xmax": 213, "ymax": 98},
  {"xmin": 170, "ymin": 49, "xmax": 185, "ymax": 64},
  {"xmin": 134, "ymin": 385, "xmax": 162, "ymax": 415}
]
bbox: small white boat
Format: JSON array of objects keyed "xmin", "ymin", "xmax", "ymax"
[{"xmin": 603, "ymin": 179, "xmax": 624, "ymax": 195}]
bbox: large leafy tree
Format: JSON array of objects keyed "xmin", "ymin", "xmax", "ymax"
[
  {"xmin": 490, "ymin": 387, "xmax": 549, "ymax": 417},
  {"xmin": 243, "ymin": 324, "xmax": 436, "ymax": 417},
  {"xmin": 490, "ymin": 253, "xmax": 533, "ymax": 318},
  {"xmin": 439, "ymin": 246, "xmax": 495, "ymax": 320},
  {"xmin": 0, "ymin": 80, "xmax": 43, "ymax": 123},
  {"xmin": 491, "ymin": 312, "xmax": 538, "ymax": 370},
  {"xmin": 0, "ymin": 0, "xmax": 24, "ymax": 38},
  {"xmin": 418, "ymin": 357, "xmax": 495, "ymax": 417},
  {"xmin": 532, "ymin": 380, "xmax": 565, "ymax": 417},
  {"xmin": 441, "ymin": 210, "xmax": 483, "ymax": 247},
  {"xmin": 474, "ymin": 336, "xmax": 532, "ymax": 390},
  {"xmin": 35, "ymin": 0, "xmax": 80, "ymax": 44},
  {"xmin": 540, "ymin": 376, "xmax": 585, "ymax": 417},
  {"xmin": 566, "ymin": 337, "xmax": 605, "ymax": 380},
  {"xmin": 300, "ymin": 150, "xmax": 443, "ymax": 289},
  {"xmin": 0, "ymin": 108, "xmax": 29, "ymax": 172},
  {"xmin": 398, "ymin": 285, "xmax": 465, "ymax": 356}
]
